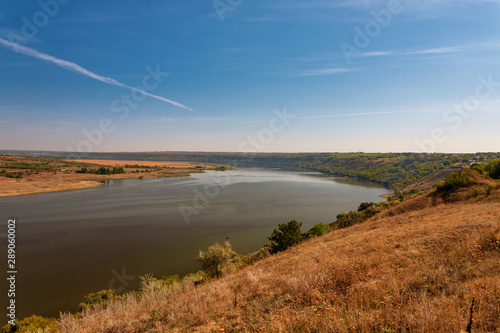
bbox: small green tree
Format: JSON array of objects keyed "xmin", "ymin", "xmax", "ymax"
[
  {"xmin": 268, "ymin": 220, "xmax": 304, "ymax": 254},
  {"xmin": 196, "ymin": 241, "xmax": 238, "ymax": 278}
]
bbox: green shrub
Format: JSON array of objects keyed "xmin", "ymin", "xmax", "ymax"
[
  {"xmin": 268, "ymin": 220, "xmax": 304, "ymax": 254},
  {"xmin": 183, "ymin": 271, "xmax": 207, "ymax": 285},
  {"xmin": 395, "ymin": 191, "xmax": 404, "ymax": 200},
  {"xmin": 196, "ymin": 241, "xmax": 239, "ymax": 278},
  {"xmin": 467, "ymin": 186, "xmax": 488, "ymax": 198},
  {"xmin": 161, "ymin": 274, "xmax": 180, "ymax": 286},
  {"xmin": 305, "ymin": 223, "xmax": 331, "ymax": 237},
  {"xmin": 485, "ymin": 159, "xmax": 500, "ymax": 179},
  {"xmin": 77, "ymin": 289, "xmax": 119, "ymax": 312},
  {"xmin": 1, "ymin": 315, "xmax": 57, "ymax": 333},
  {"xmin": 337, "ymin": 211, "xmax": 363, "ymax": 229},
  {"xmin": 358, "ymin": 202, "xmax": 376, "ymax": 212},
  {"xmin": 437, "ymin": 169, "xmax": 477, "ymax": 192},
  {"xmin": 336, "ymin": 213, "xmax": 346, "ymax": 220},
  {"xmin": 471, "ymin": 163, "xmax": 486, "ymax": 174},
  {"xmin": 363, "ymin": 204, "xmax": 383, "ymax": 218}
]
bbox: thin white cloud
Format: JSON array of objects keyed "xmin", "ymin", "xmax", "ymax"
[
  {"xmin": 0, "ymin": 38, "xmax": 191, "ymax": 110},
  {"xmin": 404, "ymin": 42, "xmax": 500, "ymax": 56},
  {"xmin": 407, "ymin": 46, "xmax": 462, "ymax": 55},
  {"xmin": 140, "ymin": 116, "xmax": 231, "ymax": 123},
  {"xmin": 297, "ymin": 108, "xmax": 440, "ymax": 119},
  {"xmin": 348, "ymin": 41, "xmax": 500, "ymax": 60},
  {"xmin": 298, "ymin": 67, "xmax": 354, "ymax": 76},
  {"xmin": 359, "ymin": 51, "xmax": 393, "ymax": 57},
  {"xmin": 307, "ymin": 0, "xmax": 500, "ymax": 10}
]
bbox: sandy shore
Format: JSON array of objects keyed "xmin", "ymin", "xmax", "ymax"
[{"xmin": 0, "ymin": 178, "xmax": 104, "ymax": 197}]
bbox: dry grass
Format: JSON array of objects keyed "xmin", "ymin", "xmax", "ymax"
[{"xmin": 57, "ymin": 188, "xmax": 500, "ymax": 332}]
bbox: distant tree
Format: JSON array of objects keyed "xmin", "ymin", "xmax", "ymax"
[
  {"xmin": 268, "ymin": 220, "xmax": 304, "ymax": 254},
  {"xmin": 97, "ymin": 167, "xmax": 111, "ymax": 175},
  {"xmin": 112, "ymin": 167, "xmax": 125, "ymax": 174}
]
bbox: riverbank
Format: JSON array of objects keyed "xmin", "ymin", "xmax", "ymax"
[{"xmin": 0, "ymin": 156, "xmax": 224, "ymax": 197}]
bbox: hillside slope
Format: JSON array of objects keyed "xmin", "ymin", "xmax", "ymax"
[{"xmin": 58, "ymin": 186, "xmax": 500, "ymax": 332}]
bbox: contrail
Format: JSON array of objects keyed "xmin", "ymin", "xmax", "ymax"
[{"xmin": 0, "ymin": 38, "xmax": 191, "ymax": 110}]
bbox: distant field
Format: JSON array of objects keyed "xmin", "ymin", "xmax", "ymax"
[{"xmin": 68, "ymin": 159, "xmax": 206, "ymax": 168}]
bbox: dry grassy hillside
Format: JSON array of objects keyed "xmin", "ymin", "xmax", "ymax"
[{"xmin": 57, "ymin": 182, "xmax": 500, "ymax": 332}]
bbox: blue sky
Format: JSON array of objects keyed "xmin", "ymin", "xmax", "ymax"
[{"xmin": 0, "ymin": 0, "xmax": 499, "ymax": 153}]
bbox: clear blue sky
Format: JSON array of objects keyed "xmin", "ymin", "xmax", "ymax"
[{"xmin": 1, "ymin": 0, "xmax": 499, "ymax": 153}]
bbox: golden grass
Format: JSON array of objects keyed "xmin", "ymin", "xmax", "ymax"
[{"xmin": 57, "ymin": 189, "xmax": 500, "ymax": 332}]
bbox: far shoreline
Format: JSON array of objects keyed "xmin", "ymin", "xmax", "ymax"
[{"xmin": 0, "ymin": 157, "xmax": 229, "ymax": 197}]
